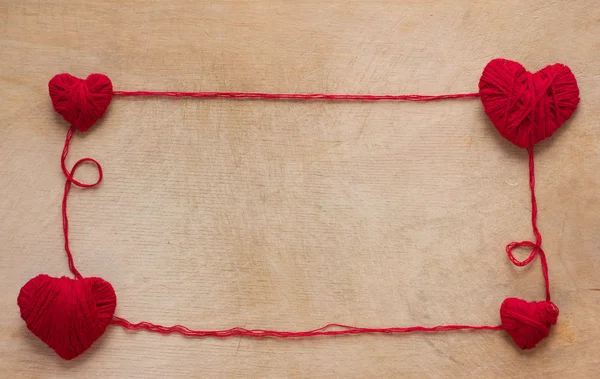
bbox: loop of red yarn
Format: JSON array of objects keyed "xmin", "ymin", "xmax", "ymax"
[
  {"xmin": 61, "ymin": 126, "xmax": 103, "ymax": 188},
  {"xmin": 49, "ymin": 73, "xmax": 113, "ymax": 132},
  {"xmin": 17, "ymin": 274, "xmax": 116, "ymax": 360},
  {"xmin": 500, "ymin": 298, "xmax": 559, "ymax": 349},
  {"xmin": 479, "ymin": 58, "xmax": 579, "ymax": 148}
]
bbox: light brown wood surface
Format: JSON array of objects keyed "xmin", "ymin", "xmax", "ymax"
[{"xmin": 1, "ymin": 1, "xmax": 599, "ymax": 377}]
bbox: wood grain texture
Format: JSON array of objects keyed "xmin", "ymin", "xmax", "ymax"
[{"xmin": 1, "ymin": 1, "xmax": 599, "ymax": 377}]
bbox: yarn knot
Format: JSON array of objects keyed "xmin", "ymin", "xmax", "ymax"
[
  {"xmin": 500, "ymin": 298, "xmax": 559, "ymax": 349},
  {"xmin": 49, "ymin": 73, "xmax": 113, "ymax": 132}
]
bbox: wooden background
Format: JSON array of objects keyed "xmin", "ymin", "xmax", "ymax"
[{"xmin": 1, "ymin": 1, "xmax": 599, "ymax": 377}]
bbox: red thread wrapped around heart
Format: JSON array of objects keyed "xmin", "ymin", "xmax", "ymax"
[
  {"xmin": 18, "ymin": 274, "xmax": 117, "ymax": 360},
  {"xmin": 500, "ymin": 297, "xmax": 559, "ymax": 349},
  {"xmin": 479, "ymin": 58, "xmax": 579, "ymax": 148},
  {"xmin": 49, "ymin": 73, "xmax": 113, "ymax": 132}
]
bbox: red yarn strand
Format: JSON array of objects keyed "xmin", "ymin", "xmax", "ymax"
[
  {"xmin": 59, "ymin": 121, "xmax": 554, "ymax": 344},
  {"xmin": 108, "ymin": 146, "xmax": 555, "ymax": 343},
  {"xmin": 62, "ymin": 173, "xmax": 82, "ymax": 280},
  {"xmin": 61, "ymin": 126, "xmax": 104, "ymax": 279},
  {"xmin": 113, "ymin": 90, "xmax": 480, "ymax": 102},
  {"xmin": 56, "ymin": 88, "xmax": 503, "ymax": 342},
  {"xmin": 61, "ymin": 127, "xmax": 103, "ymax": 188},
  {"xmin": 505, "ymin": 147, "xmax": 551, "ymax": 301},
  {"xmin": 111, "ymin": 316, "xmax": 502, "ymax": 339},
  {"xmin": 41, "ymin": 64, "xmax": 570, "ymax": 355}
]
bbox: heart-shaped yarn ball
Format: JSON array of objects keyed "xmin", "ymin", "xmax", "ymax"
[
  {"xmin": 18, "ymin": 274, "xmax": 117, "ymax": 360},
  {"xmin": 49, "ymin": 73, "xmax": 113, "ymax": 132},
  {"xmin": 479, "ymin": 58, "xmax": 579, "ymax": 148},
  {"xmin": 500, "ymin": 297, "xmax": 559, "ymax": 349}
]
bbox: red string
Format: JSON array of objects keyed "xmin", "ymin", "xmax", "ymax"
[
  {"xmin": 61, "ymin": 127, "xmax": 103, "ymax": 188},
  {"xmin": 113, "ymin": 90, "xmax": 480, "ymax": 102},
  {"xmin": 109, "ymin": 147, "xmax": 548, "ymax": 339},
  {"xmin": 58, "ymin": 124, "xmax": 551, "ymax": 342},
  {"xmin": 61, "ymin": 109, "xmax": 550, "ymax": 344},
  {"xmin": 111, "ymin": 317, "xmax": 501, "ymax": 338},
  {"xmin": 505, "ymin": 147, "xmax": 551, "ymax": 301},
  {"xmin": 61, "ymin": 126, "xmax": 103, "ymax": 280},
  {"xmin": 56, "ymin": 93, "xmax": 506, "ymax": 340},
  {"xmin": 24, "ymin": 67, "xmax": 566, "ymax": 358}
]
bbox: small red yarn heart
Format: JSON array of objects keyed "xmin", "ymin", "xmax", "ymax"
[
  {"xmin": 49, "ymin": 73, "xmax": 113, "ymax": 132},
  {"xmin": 18, "ymin": 274, "xmax": 117, "ymax": 360},
  {"xmin": 479, "ymin": 58, "xmax": 579, "ymax": 148},
  {"xmin": 500, "ymin": 297, "xmax": 559, "ymax": 349}
]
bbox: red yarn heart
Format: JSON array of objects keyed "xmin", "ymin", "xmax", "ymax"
[
  {"xmin": 500, "ymin": 297, "xmax": 559, "ymax": 349},
  {"xmin": 49, "ymin": 73, "xmax": 113, "ymax": 132},
  {"xmin": 479, "ymin": 58, "xmax": 579, "ymax": 148},
  {"xmin": 18, "ymin": 274, "xmax": 117, "ymax": 360}
]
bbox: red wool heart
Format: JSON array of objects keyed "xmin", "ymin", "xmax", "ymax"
[
  {"xmin": 18, "ymin": 274, "xmax": 117, "ymax": 360},
  {"xmin": 49, "ymin": 73, "xmax": 113, "ymax": 132},
  {"xmin": 500, "ymin": 297, "xmax": 559, "ymax": 349},
  {"xmin": 479, "ymin": 58, "xmax": 579, "ymax": 148}
]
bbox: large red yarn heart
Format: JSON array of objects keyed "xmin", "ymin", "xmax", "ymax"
[
  {"xmin": 49, "ymin": 73, "xmax": 113, "ymax": 132},
  {"xmin": 500, "ymin": 297, "xmax": 559, "ymax": 349},
  {"xmin": 18, "ymin": 274, "xmax": 117, "ymax": 360},
  {"xmin": 479, "ymin": 58, "xmax": 579, "ymax": 148}
]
